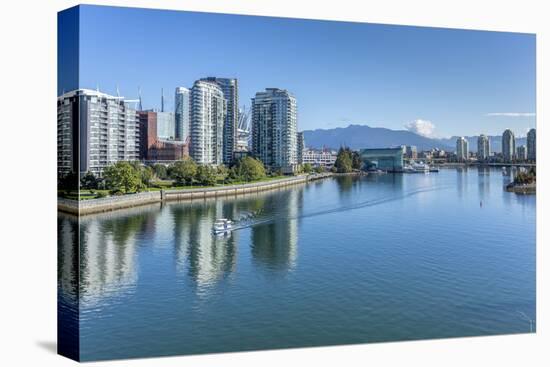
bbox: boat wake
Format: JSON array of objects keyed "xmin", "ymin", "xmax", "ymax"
[{"xmin": 229, "ymin": 185, "xmax": 451, "ymax": 232}]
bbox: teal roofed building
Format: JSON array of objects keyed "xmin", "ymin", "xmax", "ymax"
[{"xmin": 360, "ymin": 148, "xmax": 404, "ymax": 172}]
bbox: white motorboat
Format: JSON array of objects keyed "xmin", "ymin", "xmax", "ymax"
[
  {"xmin": 213, "ymin": 218, "xmax": 233, "ymax": 234},
  {"xmin": 404, "ymin": 162, "xmax": 430, "ymax": 173},
  {"xmin": 411, "ymin": 162, "xmax": 430, "ymax": 173}
]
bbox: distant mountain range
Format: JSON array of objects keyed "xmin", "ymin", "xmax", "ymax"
[
  {"xmin": 302, "ymin": 124, "xmax": 526, "ymax": 153},
  {"xmin": 302, "ymin": 124, "xmax": 452, "ymax": 151}
]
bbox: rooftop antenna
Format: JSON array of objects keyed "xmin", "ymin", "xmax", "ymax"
[
  {"xmin": 96, "ymin": 83, "xmax": 99, "ymax": 92},
  {"xmin": 138, "ymin": 86, "xmax": 143, "ymax": 111},
  {"xmin": 161, "ymin": 88, "xmax": 164, "ymax": 112},
  {"xmin": 116, "ymin": 84, "xmax": 120, "ymax": 98}
]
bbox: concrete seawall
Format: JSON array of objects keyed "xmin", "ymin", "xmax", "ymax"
[{"xmin": 59, "ymin": 173, "xmax": 333, "ymax": 216}]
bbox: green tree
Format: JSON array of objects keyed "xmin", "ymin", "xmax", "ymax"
[
  {"xmin": 170, "ymin": 157, "xmax": 198, "ymax": 186},
  {"xmin": 153, "ymin": 164, "xmax": 168, "ymax": 180},
  {"xmin": 351, "ymin": 151, "xmax": 363, "ymax": 170},
  {"xmin": 58, "ymin": 171, "xmax": 79, "ymax": 193},
  {"xmin": 314, "ymin": 165, "xmax": 325, "ymax": 174},
  {"xmin": 216, "ymin": 165, "xmax": 229, "ymax": 184},
  {"xmin": 80, "ymin": 171, "xmax": 99, "ymax": 190},
  {"xmin": 302, "ymin": 163, "xmax": 313, "ymax": 174},
  {"xmin": 103, "ymin": 161, "xmax": 142, "ymax": 193},
  {"xmin": 196, "ymin": 165, "xmax": 217, "ymax": 186},
  {"xmin": 335, "ymin": 147, "xmax": 353, "ymax": 173},
  {"xmin": 141, "ymin": 166, "xmax": 154, "ymax": 188},
  {"xmin": 239, "ymin": 157, "xmax": 266, "ymax": 181}
]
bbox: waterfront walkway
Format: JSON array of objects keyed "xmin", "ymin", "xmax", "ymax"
[{"xmin": 58, "ymin": 173, "xmax": 333, "ymax": 215}]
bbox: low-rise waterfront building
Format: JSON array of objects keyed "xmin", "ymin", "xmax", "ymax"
[
  {"xmin": 148, "ymin": 140, "xmax": 189, "ymax": 161},
  {"xmin": 360, "ymin": 148, "xmax": 404, "ymax": 172},
  {"xmin": 302, "ymin": 149, "xmax": 337, "ymax": 167}
]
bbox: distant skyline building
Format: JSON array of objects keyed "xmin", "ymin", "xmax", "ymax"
[
  {"xmin": 405, "ymin": 145, "xmax": 417, "ymax": 159},
  {"xmin": 174, "ymin": 87, "xmax": 191, "ymax": 142},
  {"xmin": 156, "ymin": 111, "xmax": 175, "ymax": 140},
  {"xmin": 297, "ymin": 132, "xmax": 305, "ymax": 165},
  {"xmin": 527, "ymin": 128, "xmax": 536, "ymax": 161},
  {"xmin": 502, "ymin": 129, "xmax": 516, "ymax": 162},
  {"xmin": 251, "ymin": 88, "xmax": 298, "ymax": 171},
  {"xmin": 516, "ymin": 145, "xmax": 527, "ymax": 161},
  {"xmin": 138, "ymin": 111, "xmax": 157, "ymax": 160},
  {"xmin": 477, "ymin": 134, "xmax": 491, "ymax": 161},
  {"xmin": 236, "ymin": 106, "xmax": 251, "ymax": 152},
  {"xmin": 456, "ymin": 137, "xmax": 469, "ymax": 161},
  {"xmin": 57, "ymin": 89, "xmax": 140, "ymax": 177},
  {"xmin": 190, "ymin": 80, "xmax": 226, "ymax": 165},
  {"xmin": 200, "ymin": 77, "xmax": 238, "ymax": 164},
  {"xmin": 138, "ymin": 111, "xmax": 188, "ymax": 161}
]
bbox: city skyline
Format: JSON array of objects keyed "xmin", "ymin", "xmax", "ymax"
[{"xmin": 60, "ymin": 5, "xmax": 536, "ymax": 138}]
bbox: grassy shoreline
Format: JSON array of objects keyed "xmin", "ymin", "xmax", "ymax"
[
  {"xmin": 58, "ymin": 173, "xmax": 334, "ymax": 215},
  {"xmin": 60, "ymin": 175, "xmax": 296, "ymax": 200}
]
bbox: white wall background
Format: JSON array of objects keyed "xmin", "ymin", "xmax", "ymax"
[{"xmin": 0, "ymin": 0, "xmax": 547, "ymax": 366}]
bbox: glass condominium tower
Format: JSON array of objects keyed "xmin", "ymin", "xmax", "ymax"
[
  {"xmin": 190, "ymin": 80, "xmax": 227, "ymax": 165},
  {"xmin": 200, "ymin": 77, "xmax": 238, "ymax": 164},
  {"xmin": 456, "ymin": 136, "xmax": 469, "ymax": 162},
  {"xmin": 502, "ymin": 129, "xmax": 516, "ymax": 162},
  {"xmin": 527, "ymin": 128, "xmax": 536, "ymax": 161},
  {"xmin": 251, "ymin": 88, "xmax": 298, "ymax": 170},
  {"xmin": 174, "ymin": 87, "xmax": 190, "ymax": 142},
  {"xmin": 57, "ymin": 89, "xmax": 140, "ymax": 177},
  {"xmin": 477, "ymin": 134, "xmax": 490, "ymax": 161}
]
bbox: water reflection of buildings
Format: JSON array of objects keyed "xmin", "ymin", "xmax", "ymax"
[
  {"xmin": 251, "ymin": 189, "xmax": 302, "ymax": 272},
  {"xmin": 59, "ymin": 208, "xmax": 154, "ymax": 306},
  {"xmin": 59, "ymin": 183, "xmax": 308, "ymax": 300},
  {"xmin": 456, "ymin": 166, "xmax": 469, "ymax": 197},
  {"xmin": 171, "ymin": 199, "xmax": 237, "ymax": 290},
  {"xmin": 477, "ymin": 166, "xmax": 491, "ymax": 199},
  {"xmin": 58, "ymin": 214, "xmax": 79, "ymax": 300},
  {"xmin": 57, "ymin": 214, "xmax": 79, "ymax": 360}
]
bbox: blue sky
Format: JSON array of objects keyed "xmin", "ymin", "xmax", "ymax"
[{"xmin": 62, "ymin": 5, "xmax": 536, "ymax": 137}]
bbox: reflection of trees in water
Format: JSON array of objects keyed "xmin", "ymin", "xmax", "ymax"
[
  {"xmin": 251, "ymin": 189, "xmax": 303, "ymax": 272},
  {"xmin": 170, "ymin": 199, "xmax": 237, "ymax": 290},
  {"xmin": 335, "ymin": 175, "xmax": 355, "ymax": 194}
]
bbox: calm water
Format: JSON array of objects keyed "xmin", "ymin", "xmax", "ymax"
[{"xmin": 58, "ymin": 167, "xmax": 536, "ymax": 361}]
